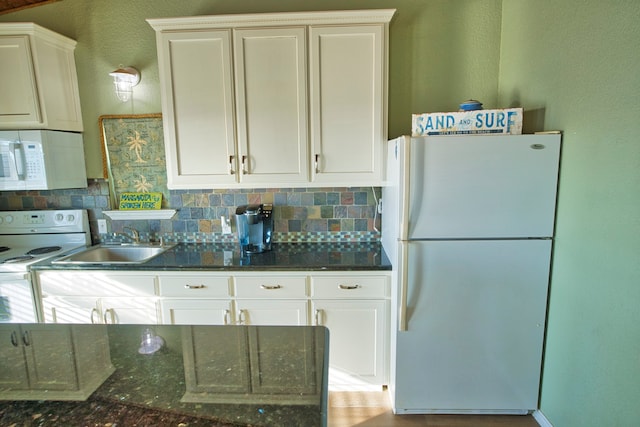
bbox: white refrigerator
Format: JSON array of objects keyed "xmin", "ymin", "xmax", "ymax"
[{"xmin": 381, "ymin": 134, "xmax": 561, "ymax": 414}]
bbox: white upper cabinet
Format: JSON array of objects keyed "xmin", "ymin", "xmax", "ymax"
[
  {"xmin": 309, "ymin": 25, "xmax": 386, "ymax": 185},
  {"xmin": 155, "ymin": 30, "xmax": 237, "ymax": 187},
  {"xmin": 0, "ymin": 23, "xmax": 83, "ymax": 132},
  {"xmin": 234, "ymin": 27, "xmax": 308, "ymax": 185},
  {"xmin": 148, "ymin": 9, "xmax": 395, "ymax": 189}
]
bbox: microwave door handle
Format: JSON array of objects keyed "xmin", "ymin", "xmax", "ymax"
[{"xmin": 12, "ymin": 142, "xmax": 25, "ymax": 180}]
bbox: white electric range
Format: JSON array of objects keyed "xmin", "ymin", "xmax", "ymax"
[{"xmin": 0, "ymin": 209, "xmax": 90, "ymax": 322}]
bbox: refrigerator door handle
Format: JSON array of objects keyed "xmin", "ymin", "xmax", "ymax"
[{"xmin": 399, "ymin": 241, "xmax": 409, "ymax": 331}]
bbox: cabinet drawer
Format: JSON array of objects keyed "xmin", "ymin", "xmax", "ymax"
[
  {"xmin": 38, "ymin": 272, "xmax": 156, "ymax": 296},
  {"xmin": 311, "ymin": 275, "xmax": 389, "ymax": 299},
  {"xmin": 234, "ymin": 276, "xmax": 307, "ymax": 298},
  {"xmin": 158, "ymin": 275, "xmax": 231, "ymax": 297}
]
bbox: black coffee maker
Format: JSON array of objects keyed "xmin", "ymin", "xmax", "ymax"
[{"xmin": 235, "ymin": 203, "xmax": 273, "ymax": 254}]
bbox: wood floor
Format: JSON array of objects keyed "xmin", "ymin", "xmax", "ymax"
[{"xmin": 327, "ymin": 392, "xmax": 540, "ymax": 427}]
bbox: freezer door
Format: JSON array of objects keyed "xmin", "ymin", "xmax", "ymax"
[
  {"xmin": 393, "ymin": 239, "xmax": 551, "ymax": 413},
  {"xmin": 407, "ymin": 134, "xmax": 561, "ymax": 239}
]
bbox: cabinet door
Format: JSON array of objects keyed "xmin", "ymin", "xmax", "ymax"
[
  {"xmin": 309, "ymin": 25, "xmax": 386, "ymax": 185},
  {"xmin": 0, "ymin": 36, "xmax": 40, "ymax": 126},
  {"xmin": 100, "ymin": 297, "xmax": 159, "ymax": 324},
  {"xmin": 157, "ymin": 30, "xmax": 238, "ymax": 188},
  {"xmin": 236, "ymin": 299, "xmax": 308, "ymax": 326},
  {"xmin": 41, "ymin": 296, "xmax": 99, "ymax": 324},
  {"xmin": 182, "ymin": 325, "xmax": 250, "ymax": 396},
  {"xmin": 247, "ymin": 326, "xmax": 319, "ymax": 396},
  {"xmin": 21, "ymin": 325, "xmax": 79, "ymax": 391},
  {"xmin": 233, "ymin": 27, "xmax": 309, "ymax": 185},
  {"xmin": 313, "ymin": 299, "xmax": 388, "ymax": 388},
  {"xmin": 0, "ymin": 325, "xmax": 29, "ymax": 389},
  {"xmin": 161, "ymin": 299, "xmax": 232, "ymax": 325}
]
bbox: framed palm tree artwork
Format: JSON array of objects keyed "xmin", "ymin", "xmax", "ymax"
[{"xmin": 99, "ymin": 114, "xmax": 169, "ymax": 209}]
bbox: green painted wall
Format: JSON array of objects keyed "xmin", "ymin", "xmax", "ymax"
[
  {"xmin": 0, "ymin": 0, "xmax": 501, "ymax": 178},
  {"xmin": 499, "ymin": 1, "xmax": 640, "ymax": 426}
]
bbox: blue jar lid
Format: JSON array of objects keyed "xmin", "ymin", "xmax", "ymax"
[{"xmin": 459, "ymin": 100, "xmax": 483, "ymax": 111}]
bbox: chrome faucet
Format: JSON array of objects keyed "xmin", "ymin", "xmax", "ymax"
[{"xmin": 122, "ymin": 226, "xmax": 140, "ymax": 244}]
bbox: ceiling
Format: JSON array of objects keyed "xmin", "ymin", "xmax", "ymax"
[{"xmin": 0, "ymin": 0, "xmax": 59, "ymax": 15}]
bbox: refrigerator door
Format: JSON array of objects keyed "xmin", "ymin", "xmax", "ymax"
[
  {"xmin": 406, "ymin": 134, "xmax": 561, "ymax": 239},
  {"xmin": 382, "ymin": 136, "xmax": 410, "ymax": 264},
  {"xmin": 393, "ymin": 239, "xmax": 551, "ymax": 413}
]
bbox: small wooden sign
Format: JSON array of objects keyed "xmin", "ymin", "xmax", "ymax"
[{"xmin": 119, "ymin": 192, "xmax": 162, "ymax": 210}]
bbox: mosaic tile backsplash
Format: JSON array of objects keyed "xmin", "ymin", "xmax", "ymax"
[{"xmin": 0, "ymin": 180, "xmax": 382, "ymax": 244}]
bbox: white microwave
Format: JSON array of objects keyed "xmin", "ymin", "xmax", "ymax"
[{"xmin": 0, "ymin": 130, "xmax": 87, "ymax": 191}]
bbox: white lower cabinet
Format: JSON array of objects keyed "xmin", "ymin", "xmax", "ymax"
[
  {"xmin": 311, "ymin": 274, "xmax": 390, "ymax": 390},
  {"xmin": 36, "ymin": 271, "xmax": 159, "ymax": 324},
  {"xmin": 0, "ymin": 324, "xmax": 114, "ymax": 400},
  {"xmin": 235, "ymin": 299, "xmax": 309, "ymax": 326},
  {"xmin": 35, "ymin": 269, "xmax": 390, "ymax": 390},
  {"xmin": 234, "ymin": 274, "xmax": 309, "ymax": 325},
  {"xmin": 158, "ymin": 274, "xmax": 233, "ymax": 325}
]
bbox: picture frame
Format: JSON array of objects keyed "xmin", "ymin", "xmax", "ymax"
[{"xmin": 99, "ymin": 114, "xmax": 168, "ymax": 209}]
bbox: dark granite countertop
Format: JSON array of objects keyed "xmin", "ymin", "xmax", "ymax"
[
  {"xmin": 0, "ymin": 324, "xmax": 329, "ymax": 426},
  {"xmin": 35, "ymin": 241, "xmax": 391, "ymax": 271}
]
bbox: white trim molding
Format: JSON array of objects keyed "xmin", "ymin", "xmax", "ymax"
[{"xmin": 533, "ymin": 409, "xmax": 554, "ymax": 427}]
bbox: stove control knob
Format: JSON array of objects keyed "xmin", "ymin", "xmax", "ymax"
[
  {"xmin": 66, "ymin": 214, "xmax": 75, "ymax": 222},
  {"xmin": 5, "ymin": 215, "xmax": 13, "ymax": 223},
  {"xmin": 55, "ymin": 213, "xmax": 64, "ymax": 222}
]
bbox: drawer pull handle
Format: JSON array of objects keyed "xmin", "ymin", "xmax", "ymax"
[
  {"xmin": 315, "ymin": 309, "xmax": 324, "ymax": 325},
  {"xmin": 260, "ymin": 284, "xmax": 282, "ymax": 290},
  {"xmin": 184, "ymin": 284, "xmax": 206, "ymax": 289},
  {"xmin": 339, "ymin": 284, "xmax": 360, "ymax": 290},
  {"xmin": 22, "ymin": 331, "xmax": 31, "ymax": 346},
  {"xmin": 223, "ymin": 309, "xmax": 230, "ymax": 325},
  {"xmin": 10, "ymin": 331, "xmax": 19, "ymax": 347}
]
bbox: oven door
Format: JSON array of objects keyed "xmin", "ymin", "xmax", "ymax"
[{"xmin": 0, "ymin": 273, "xmax": 37, "ymax": 323}]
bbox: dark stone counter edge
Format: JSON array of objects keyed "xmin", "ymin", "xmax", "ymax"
[
  {"xmin": 33, "ymin": 264, "xmax": 391, "ymax": 271},
  {"xmin": 31, "ymin": 242, "xmax": 392, "ymax": 272}
]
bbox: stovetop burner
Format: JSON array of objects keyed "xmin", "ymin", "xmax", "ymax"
[
  {"xmin": 26, "ymin": 246, "xmax": 62, "ymax": 256},
  {"xmin": 0, "ymin": 246, "xmax": 9, "ymax": 253},
  {"xmin": 2, "ymin": 255, "xmax": 35, "ymax": 264}
]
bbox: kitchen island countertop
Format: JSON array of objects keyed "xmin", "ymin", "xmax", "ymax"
[{"xmin": 0, "ymin": 324, "xmax": 329, "ymax": 426}]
